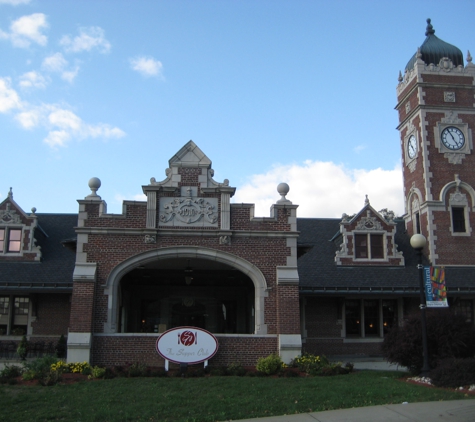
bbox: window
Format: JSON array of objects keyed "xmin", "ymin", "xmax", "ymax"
[
  {"xmin": 345, "ymin": 299, "xmax": 398, "ymax": 338},
  {"xmin": 0, "ymin": 295, "xmax": 29, "ymax": 335},
  {"xmin": 452, "ymin": 207, "xmax": 466, "ymax": 233},
  {"xmin": 415, "ymin": 212, "xmax": 421, "ymax": 234},
  {"xmin": 0, "ymin": 228, "xmax": 22, "ymax": 253},
  {"xmin": 354, "ymin": 234, "xmax": 384, "ymax": 259}
]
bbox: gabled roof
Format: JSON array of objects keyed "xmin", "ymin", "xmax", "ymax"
[
  {"xmin": 297, "ymin": 218, "xmax": 475, "ymax": 294},
  {"xmin": 169, "ymin": 140, "xmax": 212, "ymax": 168},
  {"xmin": 0, "ymin": 213, "xmax": 77, "ymax": 292}
]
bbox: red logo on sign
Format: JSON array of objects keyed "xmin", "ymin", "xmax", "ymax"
[{"xmin": 179, "ymin": 330, "xmax": 196, "ymax": 346}]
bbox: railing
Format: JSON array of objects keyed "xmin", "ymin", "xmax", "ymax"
[{"xmin": 0, "ymin": 341, "xmax": 57, "ymax": 360}]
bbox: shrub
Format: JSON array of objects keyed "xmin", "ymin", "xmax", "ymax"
[
  {"xmin": 226, "ymin": 362, "xmax": 246, "ymax": 376},
  {"xmin": 89, "ymin": 366, "xmax": 107, "ymax": 379},
  {"xmin": 382, "ymin": 309, "xmax": 475, "ymax": 374},
  {"xmin": 55, "ymin": 334, "xmax": 67, "ymax": 358},
  {"xmin": 127, "ymin": 362, "xmax": 147, "ymax": 377},
  {"xmin": 429, "ymin": 358, "xmax": 475, "ymax": 389},
  {"xmin": 256, "ymin": 354, "xmax": 284, "ymax": 376},
  {"xmin": 292, "ymin": 353, "xmax": 329, "ymax": 374},
  {"xmin": 0, "ymin": 365, "xmax": 23, "ymax": 380},
  {"xmin": 22, "ymin": 356, "xmax": 58, "ymax": 381},
  {"xmin": 17, "ymin": 335, "xmax": 28, "ymax": 360}
]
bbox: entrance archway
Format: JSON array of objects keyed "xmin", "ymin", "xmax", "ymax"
[{"xmin": 103, "ymin": 247, "xmax": 268, "ymax": 335}]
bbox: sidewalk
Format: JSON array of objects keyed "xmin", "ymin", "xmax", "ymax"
[{"xmin": 236, "ymin": 400, "xmax": 475, "ymax": 422}]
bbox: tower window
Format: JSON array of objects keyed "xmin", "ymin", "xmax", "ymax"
[
  {"xmin": 415, "ymin": 212, "xmax": 421, "ymax": 234},
  {"xmin": 452, "ymin": 207, "xmax": 466, "ymax": 233}
]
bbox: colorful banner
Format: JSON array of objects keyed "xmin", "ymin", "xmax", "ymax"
[{"xmin": 423, "ymin": 266, "xmax": 448, "ymax": 307}]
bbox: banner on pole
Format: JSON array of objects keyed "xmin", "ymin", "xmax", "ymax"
[{"xmin": 423, "ymin": 266, "xmax": 448, "ymax": 308}]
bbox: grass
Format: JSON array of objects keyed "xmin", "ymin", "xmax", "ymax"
[{"xmin": 0, "ymin": 371, "xmax": 472, "ymax": 422}]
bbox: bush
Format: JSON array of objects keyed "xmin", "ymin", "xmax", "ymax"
[
  {"xmin": 226, "ymin": 362, "xmax": 246, "ymax": 376},
  {"xmin": 89, "ymin": 366, "xmax": 107, "ymax": 379},
  {"xmin": 256, "ymin": 354, "xmax": 284, "ymax": 375},
  {"xmin": 127, "ymin": 362, "xmax": 147, "ymax": 377},
  {"xmin": 17, "ymin": 335, "xmax": 28, "ymax": 360},
  {"xmin": 22, "ymin": 356, "xmax": 58, "ymax": 381},
  {"xmin": 382, "ymin": 310, "xmax": 475, "ymax": 374},
  {"xmin": 0, "ymin": 365, "xmax": 23, "ymax": 380},
  {"xmin": 292, "ymin": 353, "xmax": 329, "ymax": 374},
  {"xmin": 429, "ymin": 358, "xmax": 475, "ymax": 389},
  {"xmin": 55, "ymin": 334, "xmax": 67, "ymax": 358}
]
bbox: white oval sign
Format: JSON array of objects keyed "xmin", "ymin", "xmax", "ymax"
[{"xmin": 156, "ymin": 326, "xmax": 219, "ymax": 365}]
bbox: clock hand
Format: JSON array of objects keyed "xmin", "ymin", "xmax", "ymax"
[{"xmin": 448, "ymin": 131, "xmax": 455, "ymax": 141}]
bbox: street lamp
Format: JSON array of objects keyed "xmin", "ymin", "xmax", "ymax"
[{"xmin": 410, "ymin": 233, "xmax": 430, "ymax": 375}]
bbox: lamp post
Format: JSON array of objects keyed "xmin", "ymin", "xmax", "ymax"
[{"xmin": 410, "ymin": 233, "xmax": 430, "ymax": 375}]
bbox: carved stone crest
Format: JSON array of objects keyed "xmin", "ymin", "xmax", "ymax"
[
  {"xmin": 355, "ymin": 211, "xmax": 383, "ymax": 231},
  {"xmin": 0, "ymin": 203, "xmax": 21, "ymax": 224},
  {"xmin": 144, "ymin": 235, "xmax": 156, "ymax": 244}
]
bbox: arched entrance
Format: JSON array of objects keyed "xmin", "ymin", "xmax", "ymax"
[{"xmin": 104, "ymin": 247, "xmax": 268, "ymax": 335}]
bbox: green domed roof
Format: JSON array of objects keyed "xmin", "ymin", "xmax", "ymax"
[{"xmin": 405, "ymin": 19, "xmax": 464, "ymax": 71}]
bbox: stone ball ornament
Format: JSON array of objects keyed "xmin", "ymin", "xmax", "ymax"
[{"xmin": 277, "ymin": 182, "xmax": 291, "ymax": 203}]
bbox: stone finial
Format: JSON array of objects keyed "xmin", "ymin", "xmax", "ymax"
[
  {"xmin": 398, "ymin": 70, "xmax": 403, "ymax": 83},
  {"xmin": 276, "ymin": 182, "xmax": 291, "ymax": 204},
  {"xmin": 425, "ymin": 18, "xmax": 435, "ymax": 36},
  {"xmin": 467, "ymin": 50, "xmax": 473, "ymax": 64},
  {"xmin": 416, "ymin": 47, "xmax": 422, "ymax": 60},
  {"xmin": 8, "ymin": 187, "xmax": 13, "ymax": 199},
  {"xmin": 86, "ymin": 177, "xmax": 102, "ymax": 199},
  {"xmin": 31, "ymin": 207, "xmax": 37, "ymax": 216},
  {"xmin": 364, "ymin": 194, "xmax": 370, "ymax": 206}
]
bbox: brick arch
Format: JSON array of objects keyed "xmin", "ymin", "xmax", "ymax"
[{"xmin": 103, "ymin": 246, "xmax": 269, "ymax": 335}]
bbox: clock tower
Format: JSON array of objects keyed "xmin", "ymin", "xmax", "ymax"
[{"xmin": 396, "ymin": 19, "xmax": 475, "ymax": 266}]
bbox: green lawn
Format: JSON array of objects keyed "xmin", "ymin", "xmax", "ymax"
[{"xmin": 0, "ymin": 371, "xmax": 471, "ymax": 422}]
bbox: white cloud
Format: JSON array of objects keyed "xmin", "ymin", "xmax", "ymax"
[
  {"xmin": 5, "ymin": 13, "xmax": 48, "ymax": 48},
  {"xmin": 60, "ymin": 26, "xmax": 111, "ymax": 53},
  {"xmin": 19, "ymin": 71, "xmax": 49, "ymax": 89},
  {"xmin": 0, "ymin": 77, "xmax": 22, "ymax": 112},
  {"xmin": 61, "ymin": 66, "xmax": 79, "ymax": 83},
  {"xmin": 232, "ymin": 161, "xmax": 404, "ymax": 218},
  {"xmin": 42, "ymin": 52, "xmax": 68, "ymax": 72},
  {"xmin": 42, "ymin": 53, "xmax": 79, "ymax": 83},
  {"xmin": 0, "ymin": 0, "xmax": 32, "ymax": 5},
  {"xmin": 15, "ymin": 109, "xmax": 40, "ymax": 128},
  {"xmin": 129, "ymin": 56, "xmax": 163, "ymax": 77}
]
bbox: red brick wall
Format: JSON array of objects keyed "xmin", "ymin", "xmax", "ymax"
[
  {"xmin": 31, "ymin": 294, "xmax": 70, "ymax": 336},
  {"xmin": 69, "ymin": 282, "xmax": 95, "ymax": 332},
  {"xmin": 92, "ymin": 335, "xmax": 278, "ymax": 368}
]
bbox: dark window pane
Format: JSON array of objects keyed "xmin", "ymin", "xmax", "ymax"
[
  {"xmin": 345, "ymin": 300, "xmax": 361, "ymax": 336},
  {"xmin": 364, "ymin": 300, "xmax": 379, "ymax": 336},
  {"xmin": 382, "ymin": 300, "xmax": 398, "ymax": 334},
  {"xmin": 354, "ymin": 234, "xmax": 367, "ymax": 258},
  {"xmin": 452, "ymin": 207, "xmax": 466, "ymax": 233},
  {"xmin": 0, "ymin": 229, "xmax": 4, "ymax": 252},
  {"xmin": 416, "ymin": 213, "xmax": 421, "ymax": 234},
  {"xmin": 370, "ymin": 234, "xmax": 384, "ymax": 259}
]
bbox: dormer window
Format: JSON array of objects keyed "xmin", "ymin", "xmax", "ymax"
[
  {"xmin": 0, "ymin": 228, "xmax": 22, "ymax": 253},
  {"xmin": 354, "ymin": 233, "xmax": 384, "ymax": 259}
]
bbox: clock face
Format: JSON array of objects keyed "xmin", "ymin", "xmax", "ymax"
[
  {"xmin": 441, "ymin": 126, "xmax": 465, "ymax": 150},
  {"xmin": 407, "ymin": 135, "xmax": 417, "ymax": 159}
]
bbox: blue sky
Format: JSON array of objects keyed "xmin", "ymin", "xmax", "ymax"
[{"xmin": 1, "ymin": 0, "xmax": 473, "ymax": 217}]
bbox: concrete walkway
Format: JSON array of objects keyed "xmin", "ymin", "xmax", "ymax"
[{"xmin": 236, "ymin": 400, "xmax": 475, "ymax": 422}]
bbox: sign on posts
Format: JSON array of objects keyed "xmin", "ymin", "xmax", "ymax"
[{"xmin": 156, "ymin": 327, "xmax": 219, "ymax": 370}]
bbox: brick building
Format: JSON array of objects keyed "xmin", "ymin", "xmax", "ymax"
[{"xmin": 1, "ymin": 20, "xmax": 474, "ymax": 366}]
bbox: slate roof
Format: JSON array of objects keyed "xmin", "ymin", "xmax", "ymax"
[
  {"xmin": 297, "ymin": 218, "xmax": 475, "ymax": 295},
  {"xmin": 0, "ymin": 214, "xmax": 77, "ymax": 293}
]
